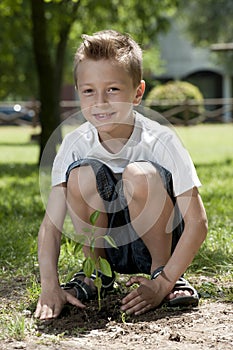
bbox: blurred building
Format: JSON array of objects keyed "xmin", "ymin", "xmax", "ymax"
[{"xmin": 156, "ymin": 20, "xmax": 232, "ymax": 121}]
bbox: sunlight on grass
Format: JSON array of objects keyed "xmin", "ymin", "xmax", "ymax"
[
  {"xmin": 0, "ymin": 126, "xmax": 40, "ymax": 163},
  {"xmin": 1, "ymin": 124, "xmax": 232, "ymax": 165},
  {"xmin": 175, "ymin": 124, "xmax": 233, "ymax": 164}
]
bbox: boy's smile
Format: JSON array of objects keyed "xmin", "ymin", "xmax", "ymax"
[{"xmin": 76, "ymin": 59, "xmax": 145, "ymax": 140}]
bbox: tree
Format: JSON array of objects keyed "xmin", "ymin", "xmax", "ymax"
[
  {"xmin": 178, "ymin": 0, "xmax": 233, "ymax": 71},
  {"xmin": 179, "ymin": 0, "xmax": 233, "ymax": 44},
  {"xmin": 1, "ymin": 0, "xmax": 180, "ymax": 164},
  {"xmin": 30, "ymin": 0, "xmax": 81, "ymax": 163},
  {"xmin": 0, "ymin": 0, "xmax": 37, "ymax": 99}
]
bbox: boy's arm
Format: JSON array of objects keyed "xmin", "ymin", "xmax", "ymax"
[
  {"xmin": 35, "ymin": 184, "xmax": 85, "ymax": 320},
  {"xmin": 162, "ymin": 186, "xmax": 208, "ymax": 282},
  {"xmin": 38, "ymin": 184, "xmax": 66, "ymax": 288}
]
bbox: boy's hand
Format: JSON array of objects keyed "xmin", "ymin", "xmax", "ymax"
[
  {"xmin": 121, "ymin": 275, "xmax": 170, "ymax": 315},
  {"xmin": 35, "ymin": 286, "xmax": 86, "ymax": 320}
]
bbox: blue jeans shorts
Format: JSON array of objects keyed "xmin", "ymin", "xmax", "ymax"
[{"xmin": 66, "ymin": 159, "xmax": 184, "ymax": 275}]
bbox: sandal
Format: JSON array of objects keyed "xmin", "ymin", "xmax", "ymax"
[
  {"xmin": 61, "ymin": 269, "xmax": 115, "ymax": 302},
  {"xmin": 151, "ymin": 266, "xmax": 199, "ymax": 307}
]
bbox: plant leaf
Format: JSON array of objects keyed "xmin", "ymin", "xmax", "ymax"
[
  {"xmin": 99, "ymin": 257, "xmax": 112, "ymax": 277},
  {"xmin": 103, "ymin": 235, "xmax": 118, "ymax": 249},
  {"xmin": 83, "ymin": 257, "xmax": 95, "ymax": 278},
  {"xmin": 90, "ymin": 210, "xmax": 100, "ymax": 226}
]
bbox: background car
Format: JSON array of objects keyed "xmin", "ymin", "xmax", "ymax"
[{"xmin": 0, "ymin": 104, "xmax": 36, "ymax": 125}]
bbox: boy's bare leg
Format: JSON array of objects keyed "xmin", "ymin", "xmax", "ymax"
[
  {"xmin": 123, "ymin": 162, "xmax": 174, "ymax": 273},
  {"xmin": 66, "ymin": 165, "xmax": 108, "ymax": 294},
  {"xmin": 122, "ymin": 162, "xmax": 190, "ymax": 304}
]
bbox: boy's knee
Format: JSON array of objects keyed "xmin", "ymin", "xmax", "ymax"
[
  {"xmin": 67, "ymin": 165, "xmax": 97, "ymax": 199},
  {"xmin": 123, "ymin": 162, "xmax": 163, "ymax": 199}
]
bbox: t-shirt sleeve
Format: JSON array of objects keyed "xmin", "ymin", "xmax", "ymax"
[
  {"xmin": 157, "ymin": 131, "xmax": 201, "ymax": 196},
  {"xmin": 51, "ymin": 134, "xmax": 78, "ymax": 187}
]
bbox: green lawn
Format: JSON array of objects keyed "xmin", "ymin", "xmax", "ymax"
[
  {"xmin": 1, "ymin": 123, "xmax": 232, "ymax": 164},
  {"xmin": 0, "ymin": 126, "xmax": 40, "ymax": 164},
  {"xmin": 0, "ymin": 124, "xmax": 232, "ymax": 335},
  {"xmin": 176, "ymin": 123, "xmax": 233, "ymax": 164}
]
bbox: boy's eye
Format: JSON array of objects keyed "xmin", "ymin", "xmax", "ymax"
[
  {"xmin": 83, "ymin": 89, "xmax": 94, "ymax": 95},
  {"xmin": 107, "ymin": 87, "xmax": 120, "ymax": 93}
]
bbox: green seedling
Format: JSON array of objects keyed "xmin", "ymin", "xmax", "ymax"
[{"xmin": 76, "ymin": 210, "xmax": 118, "ymax": 310}]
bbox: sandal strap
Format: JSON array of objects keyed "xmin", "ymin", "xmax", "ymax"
[
  {"xmin": 61, "ymin": 268, "xmax": 115, "ymax": 301},
  {"xmin": 73, "ymin": 269, "xmax": 115, "ymax": 291},
  {"xmin": 61, "ymin": 279, "xmax": 95, "ymax": 301},
  {"xmin": 174, "ymin": 276, "xmax": 189, "ymax": 286},
  {"xmin": 165, "ymin": 282, "xmax": 199, "ymax": 307}
]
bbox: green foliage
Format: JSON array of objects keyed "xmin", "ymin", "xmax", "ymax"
[
  {"xmin": 0, "ymin": 0, "xmax": 179, "ymax": 99},
  {"xmin": 98, "ymin": 256, "xmax": 112, "ymax": 278},
  {"xmin": 143, "ymin": 47, "xmax": 165, "ymax": 80},
  {"xmin": 179, "ymin": 0, "xmax": 233, "ymax": 44},
  {"xmin": 0, "ymin": 0, "xmax": 37, "ymax": 99},
  {"xmin": 179, "ymin": 0, "xmax": 233, "ymax": 71},
  {"xmin": 83, "ymin": 256, "xmax": 96, "ymax": 278},
  {"xmin": 145, "ymin": 81, "xmax": 204, "ymax": 124},
  {"xmin": 90, "ymin": 210, "xmax": 100, "ymax": 226},
  {"xmin": 147, "ymin": 81, "xmax": 203, "ymax": 101},
  {"xmin": 1, "ymin": 0, "xmax": 180, "ymax": 163}
]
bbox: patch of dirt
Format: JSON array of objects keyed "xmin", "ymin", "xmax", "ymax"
[{"xmin": 0, "ymin": 278, "xmax": 233, "ymax": 350}]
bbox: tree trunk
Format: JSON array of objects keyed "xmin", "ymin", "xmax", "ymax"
[
  {"xmin": 30, "ymin": 0, "xmax": 81, "ymax": 165},
  {"xmin": 30, "ymin": 0, "xmax": 61, "ymax": 165}
]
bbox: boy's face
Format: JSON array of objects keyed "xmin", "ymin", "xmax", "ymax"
[{"xmin": 76, "ymin": 59, "xmax": 145, "ymax": 138}]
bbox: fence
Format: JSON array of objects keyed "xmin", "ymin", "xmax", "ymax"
[
  {"xmin": 0, "ymin": 98, "xmax": 233, "ymax": 126},
  {"xmin": 143, "ymin": 98, "xmax": 233, "ymax": 125}
]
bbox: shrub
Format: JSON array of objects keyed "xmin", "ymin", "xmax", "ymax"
[{"xmin": 145, "ymin": 81, "xmax": 204, "ymax": 125}]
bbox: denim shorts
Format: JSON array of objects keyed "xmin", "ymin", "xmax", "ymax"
[{"xmin": 66, "ymin": 159, "xmax": 184, "ymax": 275}]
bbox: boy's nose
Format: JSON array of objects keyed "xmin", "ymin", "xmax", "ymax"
[{"xmin": 95, "ymin": 91, "xmax": 108, "ymax": 105}]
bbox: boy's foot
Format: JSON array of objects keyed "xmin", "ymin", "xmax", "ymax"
[
  {"xmin": 164, "ymin": 277, "xmax": 199, "ymax": 307},
  {"xmin": 61, "ymin": 270, "xmax": 115, "ymax": 302},
  {"xmin": 151, "ymin": 267, "xmax": 199, "ymax": 307}
]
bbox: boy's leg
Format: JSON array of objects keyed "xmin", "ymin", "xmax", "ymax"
[
  {"xmin": 63, "ymin": 159, "xmax": 130, "ymax": 301},
  {"xmin": 122, "ymin": 161, "xmax": 175, "ymax": 273},
  {"xmin": 67, "ymin": 164, "xmax": 108, "ymax": 257},
  {"xmin": 64, "ymin": 163, "xmax": 110, "ymax": 298},
  {"xmin": 121, "ymin": 161, "xmax": 196, "ymax": 310}
]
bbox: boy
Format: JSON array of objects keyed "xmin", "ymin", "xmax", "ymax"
[{"xmin": 35, "ymin": 30, "xmax": 208, "ymax": 320}]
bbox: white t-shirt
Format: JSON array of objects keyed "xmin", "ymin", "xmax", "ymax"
[{"xmin": 52, "ymin": 111, "xmax": 201, "ymax": 196}]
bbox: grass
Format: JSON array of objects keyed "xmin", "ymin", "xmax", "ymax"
[
  {"xmin": 0, "ymin": 124, "xmax": 232, "ymax": 340},
  {"xmin": 0, "ymin": 126, "xmax": 40, "ymax": 163},
  {"xmin": 175, "ymin": 123, "xmax": 233, "ymax": 164}
]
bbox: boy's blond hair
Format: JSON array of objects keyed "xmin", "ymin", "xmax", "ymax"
[{"xmin": 74, "ymin": 30, "xmax": 143, "ymax": 88}]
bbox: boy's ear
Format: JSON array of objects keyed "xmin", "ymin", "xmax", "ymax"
[{"xmin": 133, "ymin": 80, "xmax": 146, "ymax": 105}]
